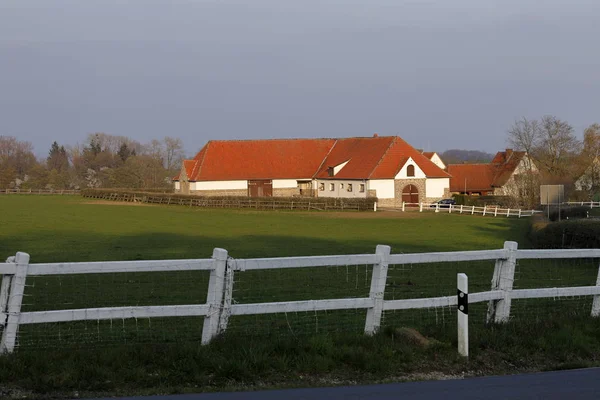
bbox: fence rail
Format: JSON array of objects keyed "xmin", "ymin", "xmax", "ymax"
[
  {"xmin": 2, "ymin": 242, "xmax": 600, "ymax": 354},
  {"xmin": 565, "ymin": 201, "xmax": 600, "ymax": 208},
  {"xmin": 1, "ymin": 188, "xmax": 80, "ymax": 195},
  {"xmin": 392, "ymin": 202, "xmax": 543, "ymax": 217}
]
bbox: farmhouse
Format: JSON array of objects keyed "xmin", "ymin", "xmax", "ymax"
[
  {"xmin": 174, "ymin": 135, "xmax": 451, "ymax": 207},
  {"xmin": 448, "ymin": 149, "xmax": 538, "ymax": 197},
  {"xmin": 574, "ymin": 156, "xmax": 600, "ymax": 197},
  {"xmin": 421, "ymin": 151, "xmax": 447, "ymax": 170}
]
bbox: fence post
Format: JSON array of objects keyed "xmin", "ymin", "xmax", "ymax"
[
  {"xmin": 518, "ymin": 209, "xmax": 522, "ymax": 218},
  {"xmin": 482, "ymin": 205, "xmax": 486, "ymax": 216},
  {"xmin": 0, "ymin": 259, "xmax": 14, "ymax": 334},
  {"xmin": 448, "ymin": 204, "xmax": 452, "ymax": 213},
  {"xmin": 457, "ymin": 273, "xmax": 468, "ymax": 357},
  {"xmin": 201, "ymin": 248, "xmax": 228, "ymax": 345},
  {"xmin": 0, "ymin": 252, "xmax": 30, "ymax": 354},
  {"xmin": 419, "ymin": 202, "xmax": 423, "ymax": 212},
  {"xmin": 591, "ymin": 262, "xmax": 600, "ymax": 317},
  {"xmin": 506, "ymin": 208, "xmax": 510, "ymax": 217},
  {"xmin": 460, "ymin": 205, "xmax": 464, "ymax": 214},
  {"xmin": 402, "ymin": 202, "xmax": 405, "ymax": 212},
  {"xmin": 364, "ymin": 244, "xmax": 391, "ymax": 335},
  {"xmin": 218, "ymin": 257, "xmax": 235, "ymax": 333},
  {"xmin": 494, "ymin": 206, "xmax": 498, "ymax": 217},
  {"xmin": 486, "ymin": 241, "xmax": 518, "ymax": 324}
]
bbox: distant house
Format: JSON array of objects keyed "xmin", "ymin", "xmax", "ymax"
[
  {"xmin": 574, "ymin": 156, "xmax": 600, "ymax": 194},
  {"xmin": 448, "ymin": 149, "xmax": 538, "ymax": 197},
  {"xmin": 174, "ymin": 135, "xmax": 451, "ymax": 207},
  {"xmin": 421, "ymin": 152, "xmax": 446, "ymax": 170}
]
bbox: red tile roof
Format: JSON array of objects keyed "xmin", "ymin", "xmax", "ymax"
[
  {"xmin": 448, "ymin": 164, "xmax": 496, "ymax": 192},
  {"xmin": 189, "ymin": 139, "xmax": 336, "ymax": 180},
  {"xmin": 314, "ymin": 136, "xmax": 397, "ymax": 179},
  {"xmin": 490, "ymin": 150, "xmax": 528, "ymax": 187},
  {"xmin": 179, "ymin": 136, "xmax": 450, "ymax": 181},
  {"xmin": 448, "ymin": 150, "xmax": 531, "ymax": 192},
  {"xmin": 422, "ymin": 152, "xmax": 435, "ymax": 159},
  {"xmin": 371, "ymin": 137, "xmax": 449, "ymax": 178}
]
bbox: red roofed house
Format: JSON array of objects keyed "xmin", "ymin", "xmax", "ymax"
[
  {"xmin": 421, "ymin": 152, "xmax": 447, "ymax": 170},
  {"xmin": 174, "ymin": 135, "xmax": 451, "ymax": 207},
  {"xmin": 448, "ymin": 149, "xmax": 538, "ymax": 197}
]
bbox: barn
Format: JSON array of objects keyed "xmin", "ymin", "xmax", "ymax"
[{"xmin": 174, "ymin": 135, "xmax": 451, "ymax": 207}]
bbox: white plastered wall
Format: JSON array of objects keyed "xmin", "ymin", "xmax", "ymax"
[
  {"xmin": 425, "ymin": 178, "xmax": 450, "ymax": 198},
  {"xmin": 191, "ymin": 180, "xmax": 248, "ymax": 191},
  {"xmin": 395, "ymin": 158, "xmax": 426, "ymax": 179},
  {"xmin": 368, "ymin": 179, "xmax": 395, "ymax": 199}
]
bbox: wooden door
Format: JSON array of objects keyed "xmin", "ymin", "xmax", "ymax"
[
  {"xmin": 248, "ymin": 180, "xmax": 273, "ymax": 197},
  {"xmin": 401, "ymin": 184, "xmax": 419, "ymax": 204}
]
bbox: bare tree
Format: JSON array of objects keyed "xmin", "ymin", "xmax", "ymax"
[
  {"xmin": 508, "ymin": 117, "xmax": 541, "ymax": 156},
  {"xmin": 164, "ymin": 137, "xmax": 185, "ymax": 171},
  {"xmin": 577, "ymin": 123, "xmax": 600, "ymax": 196},
  {"xmin": 535, "ymin": 116, "xmax": 581, "ymax": 177},
  {"xmin": 507, "ymin": 118, "xmax": 541, "ymax": 206}
]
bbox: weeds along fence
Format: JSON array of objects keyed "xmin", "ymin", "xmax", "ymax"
[
  {"xmin": 394, "ymin": 202, "xmax": 543, "ymax": 218},
  {"xmin": 1, "ymin": 188, "xmax": 80, "ymax": 195},
  {"xmin": 2, "ymin": 242, "xmax": 600, "ymax": 353},
  {"xmin": 81, "ymin": 189, "xmax": 376, "ymax": 211}
]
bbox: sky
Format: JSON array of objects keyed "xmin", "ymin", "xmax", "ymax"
[{"xmin": 1, "ymin": 0, "xmax": 600, "ymax": 157}]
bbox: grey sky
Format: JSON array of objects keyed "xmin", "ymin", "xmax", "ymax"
[{"xmin": 1, "ymin": 0, "xmax": 599, "ymax": 157}]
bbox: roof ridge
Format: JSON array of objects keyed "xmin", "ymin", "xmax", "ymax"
[
  {"xmin": 448, "ymin": 163, "xmax": 494, "ymax": 166},
  {"xmin": 196, "ymin": 136, "xmax": 396, "ymax": 144},
  {"xmin": 312, "ymin": 139, "xmax": 339, "ymax": 178},
  {"xmin": 367, "ymin": 136, "xmax": 397, "ymax": 179},
  {"xmin": 193, "ymin": 141, "xmax": 210, "ymax": 180}
]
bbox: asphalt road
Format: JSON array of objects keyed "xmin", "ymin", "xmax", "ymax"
[{"xmin": 93, "ymin": 368, "xmax": 600, "ymax": 400}]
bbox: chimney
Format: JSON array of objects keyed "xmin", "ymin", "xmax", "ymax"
[
  {"xmin": 505, "ymin": 148, "xmax": 513, "ymax": 158},
  {"xmin": 373, "ymin": 133, "xmax": 378, "ymax": 137}
]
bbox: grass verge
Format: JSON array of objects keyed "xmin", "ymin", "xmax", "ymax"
[{"xmin": 1, "ymin": 196, "xmax": 599, "ymax": 398}]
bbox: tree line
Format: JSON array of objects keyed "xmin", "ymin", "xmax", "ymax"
[
  {"xmin": 508, "ymin": 117, "xmax": 600, "ymax": 202},
  {"xmin": 0, "ymin": 133, "xmax": 185, "ymax": 190}
]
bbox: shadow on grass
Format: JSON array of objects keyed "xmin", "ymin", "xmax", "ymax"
[{"xmin": 1, "ymin": 228, "xmax": 526, "ymax": 263}]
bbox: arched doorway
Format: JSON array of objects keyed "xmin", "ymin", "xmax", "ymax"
[{"xmin": 402, "ymin": 184, "xmax": 419, "ymax": 204}]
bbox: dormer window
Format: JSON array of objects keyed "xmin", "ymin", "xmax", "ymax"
[{"xmin": 407, "ymin": 165, "xmax": 415, "ymax": 177}]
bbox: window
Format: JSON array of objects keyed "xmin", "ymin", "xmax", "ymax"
[
  {"xmin": 329, "ymin": 183, "xmax": 335, "ymax": 191},
  {"xmin": 319, "ymin": 182, "xmax": 325, "ymax": 191},
  {"xmin": 327, "ymin": 167, "xmax": 334, "ymax": 177},
  {"xmin": 340, "ymin": 183, "xmax": 344, "ymax": 189},
  {"xmin": 347, "ymin": 183, "xmax": 353, "ymax": 192},
  {"xmin": 359, "ymin": 184, "xmax": 365, "ymax": 193},
  {"xmin": 407, "ymin": 165, "xmax": 415, "ymax": 177}
]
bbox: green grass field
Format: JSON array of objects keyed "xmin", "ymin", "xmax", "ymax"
[{"xmin": 1, "ymin": 195, "xmax": 600, "ymax": 399}]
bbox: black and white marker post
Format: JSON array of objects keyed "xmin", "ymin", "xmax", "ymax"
[{"xmin": 457, "ymin": 273, "xmax": 469, "ymax": 357}]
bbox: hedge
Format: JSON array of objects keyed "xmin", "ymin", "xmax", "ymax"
[
  {"xmin": 545, "ymin": 206, "xmax": 590, "ymax": 222},
  {"xmin": 529, "ymin": 217, "xmax": 600, "ymax": 249},
  {"xmin": 80, "ymin": 189, "xmax": 378, "ymax": 211}
]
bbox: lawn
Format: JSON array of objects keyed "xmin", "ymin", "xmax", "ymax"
[
  {"xmin": 0, "ymin": 196, "xmax": 529, "ymax": 262},
  {"xmin": 1, "ymin": 195, "xmax": 600, "ymax": 399}
]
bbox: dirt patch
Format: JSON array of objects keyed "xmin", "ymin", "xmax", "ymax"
[
  {"xmin": 82, "ymin": 200, "xmax": 156, "ymax": 207},
  {"xmin": 312, "ymin": 210, "xmax": 425, "ymax": 219}
]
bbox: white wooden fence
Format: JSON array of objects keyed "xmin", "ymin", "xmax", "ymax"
[
  {"xmin": 396, "ymin": 202, "xmax": 542, "ymax": 217},
  {"xmin": 2, "ymin": 242, "xmax": 600, "ymax": 354},
  {"xmin": 566, "ymin": 201, "xmax": 600, "ymax": 209}
]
